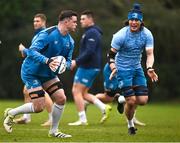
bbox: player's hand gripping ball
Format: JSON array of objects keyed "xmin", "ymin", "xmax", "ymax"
[{"xmin": 50, "ymin": 56, "xmax": 66, "ymax": 74}]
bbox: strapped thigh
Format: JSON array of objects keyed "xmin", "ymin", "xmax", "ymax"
[
  {"xmin": 29, "ymin": 90, "xmax": 45, "ymax": 99},
  {"xmin": 45, "ymin": 81, "xmax": 63, "ymax": 96},
  {"xmin": 106, "ymin": 88, "xmax": 121, "ymax": 97},
  {"xmin": 134, "ymin": 86, "xmax": 148, "ymax": 96},
  {"xmin": 121, "ymin": 86, "xmax": 134, "ymax": 97}
]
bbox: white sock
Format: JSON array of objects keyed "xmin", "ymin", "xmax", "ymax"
[
  {"xmin": 50, "ymin": 103, "xmax": 64, "ymax": 134},
  {"xmin": 127, "ymin": 119, "xmax": 135, "ymax": 128},
  {"xmin": 78, "ymin": 111, "xmax": 87, "ymax": 123},
  {"xmin": 23, "ymin": 114, "xmax": 31, "ymax": 121},
  {"xmin": 118, "ymin": 96, "xmax": 126, "ymax": 103},
  {"xmin": 93, "ymin": 99, "xmax": 106, "ymax": 113},
  {"xmin": 48, "ymin": 112, "xmax": 52, "ymax": 122},
  {"xmin": 8, "ymin": 103, "xmax": 34, "ymax": 116}
]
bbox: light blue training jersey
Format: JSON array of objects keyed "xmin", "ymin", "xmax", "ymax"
[
  {"xmin": 21, "ymin": 26, "xmax": 74, "ymax": 77},
  {"xmin": 111, "ymin": 26, "xmax": 154, "ymax": 70}
]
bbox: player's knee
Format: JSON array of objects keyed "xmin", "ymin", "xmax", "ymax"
[
  {"xmin": 72, "ymin": 85, "xmax": 79, "ymax": 96},
  {"xmin": 137, "ymin": 96, "xmax": 148, "ymax": 105},
  {"xmin": 33, "ymin": 98, "xmax": 46, "ymax": 113},
  {"xmin": 72, "ymin": 87, "xmax": 76, "ymax": 96},
  {"xmin": 34, "ymin": 104, "xmax": 44, "ymax": 113},
  {"xmin": 125, "ymin": 96, "xmax": 136, "ymax": 106},
  {"xmin": 72, "ymin": 85, "xmax": 82, "ymax": 97},
  {"xmin": 56, "ymin": 94, "xmax": 66, "ymax": 104}
]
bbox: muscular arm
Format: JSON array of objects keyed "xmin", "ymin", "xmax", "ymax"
[
  {"xmin": 146, "ymin": 48, "xmax": 158, "ymax": 82},
  {"xmin": 146, "ymin": 48, "xmax": 154, "ymax": 68},
  {"xmin": 108, "ymin": 47, "xmax": 117, "ymax": 80},
  {"xmin": 107, "ymin": 48, "xmax": 117, "ymax": 70},
  {"xmin": 26, "ymin": 33, "xmax": 49, "ymax": 64}
]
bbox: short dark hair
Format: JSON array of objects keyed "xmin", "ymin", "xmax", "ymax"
[
  {"xmin": 81, "ymin": 10, "xmax": 94, "ymax": 19},
  {"xmin": 34, "ymin": 13, "xmax": 47, "ymax": 22},
  {"xmin": 59, "ymin": 10, "xmax": 77, "ymax": 21}
]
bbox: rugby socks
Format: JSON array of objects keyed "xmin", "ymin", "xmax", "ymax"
[
  {"xmin": 93, "ymin": 98, "xmax": 106, "ymax": 112},
  {"xmin": 8, "ymin": 102, "xmax": 34, "ymax": 116},
  {"xmin": 127, "ymin": 119, "xmax": 135, "ymax": 128},
  {"xmin": 50, "ymin": 103, "xmax": 64, "ymax": 133},
  {"xmin": 78, "ymin": 111, "xmax": 87, "ymax": 123}
]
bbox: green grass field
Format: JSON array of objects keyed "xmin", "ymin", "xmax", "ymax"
[{"xmin": 0, "ymin": 100, "xmax": 180, "ymax": 142}]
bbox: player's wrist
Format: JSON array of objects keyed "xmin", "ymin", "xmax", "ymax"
[{"xmin": 147, "ymin": 67, "xmax": 154, "ymax": 72}]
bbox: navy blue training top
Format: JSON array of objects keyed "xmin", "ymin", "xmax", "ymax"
[{"xmin": 76, "ymin": 25, "xmax": 103, "ymax": 69}]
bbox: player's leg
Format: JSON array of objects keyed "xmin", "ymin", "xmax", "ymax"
[
  {"xmin": 41, "ymin": 93, "xmax": 53, "ymax": 127},
  {"xmin": 132, "ymin": 68, "xmax": 149, "ymax": 126},
  {"xmin": 124, "ymin": 94, "xmax": 137, "ymax": 134},
  {"xmin": 4, "ymin": 86, "xmax": 46, "ymax": 133},
  {"xmin": 69, "ymin": 68, "xmax": 93, "ymax": 126},
  {"xmin": 14, "ymin": 86, "xmax": 31, "ymax": 124},
  {"xmin": 3, "ymin": 74, "xmax": 46, "ymax": 133},
  {"xmin": 68, "ymin": 82, "xmax": 88, "ymax": 125},
  {"xmin": 117, "ymin": 69, "xmax": 137, "ymax": 135},
  {"xmin": 95, "ymin": 92, "xmax": 114, "ymax": 103},
  {"xmin": 132, "ymin": 109, "xmax": 146, "ymax": 126},
  {"xmin": 43, "ymin": 77, "xmax": 71, "ymax": 138},
  {"xmin": 80, "ymin": 68, "xmax": 112, "ymax": 124}
]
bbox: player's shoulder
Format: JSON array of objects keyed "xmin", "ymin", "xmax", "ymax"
[
  {"xmin": 37, "ymin": 26, "xmax": 57, "ymax": 38},
  {"xmin": 44, "ymin": 26, "xmax": 57, "ymax": 35},
  {"xmin": 142, "ymin": 27, "xmax": 153, "ymax": 36},
  {"xmin": 86, "ymin": 25, "xmax": 102, "ymax": 36},
  {"xmin": 114, "ymin": 26, "xmax": 128, "ymax": 37}
]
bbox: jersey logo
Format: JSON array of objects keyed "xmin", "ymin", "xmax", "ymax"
[
  {"xmin": 32, "ymin": 80, "xmax": 39, "ymax": 86},
  {"xmin": 88, "ymin": 38, "xmax": 95, "ymax": 42},
  {"xmin": 82, "ymin": 34, "xmax": 86, "ymax": 39},
  {"xmin": 54, "ymin": 41, "xmax": 58, "ymax": 44},
  {"xmin": 66, "ymin": 42, "xmax": 70, "ymax": 47},
  {"xmin": 82, "ymin": 78, "xmax": 88, "ymax": 83}
]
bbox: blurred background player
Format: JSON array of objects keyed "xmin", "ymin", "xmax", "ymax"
[
  {"xmin": 108, "ymin": 3, "xmax": 158, "ymax": 135},
  {"xmin": 14, "ymin": 13, "xmax": 53, "ymax": 127},
  {"xmin": 68, "ymin": 10, "xmax": 111, "ymax": 126},
  {"xmin": 93, "ymin": 63, "xmax": 146, "ymax": 126}
]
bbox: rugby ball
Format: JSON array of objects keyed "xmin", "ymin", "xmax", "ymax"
[{"xmin": 50, "ymin": 56, "xmax": 66, "ymax": 74}]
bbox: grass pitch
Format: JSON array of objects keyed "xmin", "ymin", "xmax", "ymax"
[{"xmin": 0, "ymin": 100, "xmax": 180, "ymax": 142}]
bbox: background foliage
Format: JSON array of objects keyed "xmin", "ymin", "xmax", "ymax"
[{"xmin": 0, "ymin": 0, "xmax": 180, "ymax": 101}]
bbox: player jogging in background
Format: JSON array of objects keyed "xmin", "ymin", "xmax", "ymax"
[
  {"xmin": 3, "ymin": 10, "xmax": 78, "ymax": 138},
  {"xmin": 94, "ymin": 63, "xmax": 146, "ymax": 126},
  {"xmin": 68, "ymin": 10, "xmax": 111, "ymax": 126},
  {"xmin": 108, "ymin": 3, "xmax": 158, "ymax": 135},
  {"xmin": 14, "ymin": 13, "xmax": 53, "ymax": 127}
]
